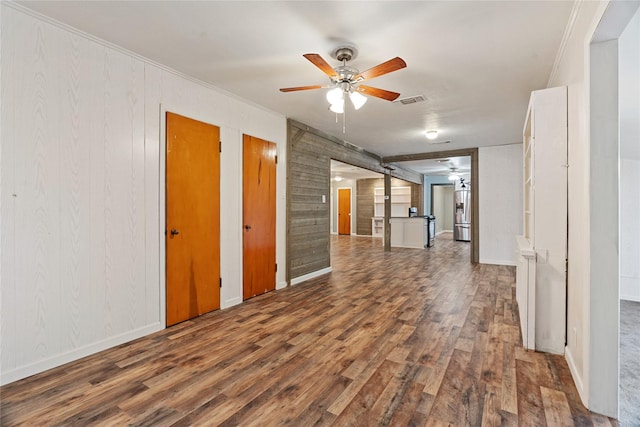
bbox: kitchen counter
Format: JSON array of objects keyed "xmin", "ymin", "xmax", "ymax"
[{"xmin": 390, "ymin": 217, "xmax": 428, "ymax": 249}]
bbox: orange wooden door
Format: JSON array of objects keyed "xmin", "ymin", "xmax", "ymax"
[
  {"xmin": 243, "ymin": 134, "xmax": 277, "ymax": 300},
  {"xmin": 166, "ymin": 112, "xmax": 220, "ymax": 326},
  {"xmin": 338, "ymin": 188, "xmax": 351, "ymax": 235}
]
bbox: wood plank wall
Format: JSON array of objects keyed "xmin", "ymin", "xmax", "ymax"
[
  {"xmin": 356, "ymin": 179, "xmax": 377, "ymax": 236},
  {"xmin": 286, "ymin": 120, "xmax": 422, "ymax": 281}
]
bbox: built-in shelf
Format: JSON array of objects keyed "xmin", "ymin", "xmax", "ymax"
[
  {"xmin": 374, "ymin": 186, "xmax": 412, "ymax": 218},
  {"xmin": 371, "ymin": 217, "xmax": 384, "ymax": 238},
  {"xmin": 516, "ymin": 85, "xmax": 568, "ymax": 355}
]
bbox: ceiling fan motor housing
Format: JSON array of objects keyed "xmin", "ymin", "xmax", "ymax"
[
  {"xmin": 331, "ymin": 43, "xmax": 358, "ymax": 61},
  {"xmin": 335, "ymin": 66, "xmax": 359, "ymax": 83},
  {"xmin": 334, "ymin": 47, "xmax": 354, "ymax": 62}
]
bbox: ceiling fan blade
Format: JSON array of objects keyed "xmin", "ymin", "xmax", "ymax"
[
  {"xmin": 279, "ymin": 85, "xmax": 324, "ymax": 92},
  {"xmin": 356, "ymin": 85, "xmax": 401, "ymax": 101},
  {"xmin": 353, "ymin": 57, "xmax": 407, "ymax": 81},
  {"xmin": 303, "ymin": 53, "xmax": 338, "ymax": 79}
]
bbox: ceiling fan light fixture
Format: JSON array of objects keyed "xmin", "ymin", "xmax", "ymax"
[
  {"xmin": 349, "ymin": 90, "xmax": 367, "ymax": 110},
  {"xmin": 326, "ymin": 87, "xmax": 344, "ymax": 105},
  {"xmin": 426, "ymin": 129, "xmax": 439, "ymax": 140},
  {"xmin": 448, "ymin": 173, "xmax": 459, "ymax": 181},
  {"xmin": 329, "ymin": 99, "xmax": 345, "ymax": 114}
]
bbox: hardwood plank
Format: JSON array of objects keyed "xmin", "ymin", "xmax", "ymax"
[
  {"xmin": 541, "ymin": 386, "xmax": 575, "ymax": 427},
  {"xmin": 0, "ymin": 235, "xmax": 616, "ymax": 426}
]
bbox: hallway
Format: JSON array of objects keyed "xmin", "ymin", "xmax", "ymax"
[{"xmin": 0, "ymin": 236, "xmax": 615, "ymax": 425}]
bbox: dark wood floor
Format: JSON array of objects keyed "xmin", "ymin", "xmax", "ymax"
[{"xmin": 0, "ymin": 233, "xmax": 617, "ymax": 426}]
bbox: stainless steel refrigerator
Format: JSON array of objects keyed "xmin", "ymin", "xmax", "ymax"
[{"xmin": 454, "ymin": 189, "xmax": 471, "ymax": 241}]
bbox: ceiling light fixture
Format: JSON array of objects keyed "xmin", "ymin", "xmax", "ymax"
[
  {"xmin": 426, "ymin": 130, "xmax": 439, "ymax": 140},
  {"xmin": 349, "ymin": 90, "xmax": 367, "ymax": 110},
  {"xmin": 334, "ymin": 176, "xmax": 343, "ymax": 182},
  {"xmin": 448, "ymin": 167, "xmax": 459, "ymax": 181},
  {"xmin": 326, "ymin": 86, "xmax": 367, "ymax": 113}
]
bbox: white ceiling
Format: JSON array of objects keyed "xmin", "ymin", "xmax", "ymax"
[{"xmin": 19, "ymin": 1, "xmax": 574, "ymax": 167}]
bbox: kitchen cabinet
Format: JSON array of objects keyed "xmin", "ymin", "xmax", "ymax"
[{"xmin": 390, "ymin": 217, "xmax": 428, "ymax": 249}]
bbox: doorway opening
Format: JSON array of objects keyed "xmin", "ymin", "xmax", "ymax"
[{"xmin": 589, "ymin": 1, "xmax": 640, "ymax": 420}]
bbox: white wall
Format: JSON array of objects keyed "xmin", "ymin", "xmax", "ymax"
[
  {"xmin": 432, "ymin": 185, "xmax": 454, "ymax": 232},
  {"xmin": 0, "ymin": 4, "xmax": 287, "ymax": 385},
  {"xmin": 547, "ymin": 0, "xmax": 605, "ymax": 410},
  {"xmin": 620, "ymin": 159, "xmax": 640, "ymax": 301},
  {"xmin": 619, "ymin": 7, "xmax": 640, "ymax": 302},
  {"xmin": 478, "ymin": 144, "xmax": 523, "ymax": 266},
  {"xmin": 548, "ymin": 0, "xmax": 640, "ymax": 417}
]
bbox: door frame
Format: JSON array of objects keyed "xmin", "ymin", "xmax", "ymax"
[
  {"xmin": 337, "ymin": 186, "xmax": 352, "ymax": 235},
  {"xmin": 382, "ymin": 148, "xmax": 479, "ymax": 263},
  {"xmin": 587, "ymin": 1, "xmax": 639, "ymax": 417},
  {"xmin": 430, "ymin": 183, "xmax": 455, "ymax": 234}
]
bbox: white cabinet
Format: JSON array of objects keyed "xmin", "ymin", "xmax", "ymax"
[
  {"xmin": 390, "ymin": 217, "xmax": 428, "ymax": 249},
  {"xmin": 517, "ymin": 86, "xmax": 567, "ymax": 354}
]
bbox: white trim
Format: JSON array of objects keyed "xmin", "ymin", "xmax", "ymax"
[
  {"xmin": 0, "ymin": 323, "xmax": 163, "ymax": 386},
  {"xmin": 565, "ymin": 344, "xmax": 588, "ymax": 408},
  {"xmin": 223, "ymin": 296, "xmax": 243, "ymax": 307},
  {"xmin": 548, "ymin": 0, "xmax": 583, "ymax": 87},
  {"xmin": 479, "ymin": 259, "xmax": 517, "ymax": 267},
  {"xmin": 290, "ymin": 267, "xmax": 332, "ymax": 286}
]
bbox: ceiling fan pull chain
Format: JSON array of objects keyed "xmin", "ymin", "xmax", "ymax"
[{"xmin": 343, "ymin": 104, "xmax": 347, "ymax": 134}]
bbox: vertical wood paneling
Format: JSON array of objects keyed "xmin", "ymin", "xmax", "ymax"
[
  {"xmin": 20, "ymin": 15, "xmax": 61, "ymax": 361},
  {"xmin": 58, "ymin": 31, "xmax": 91, "ymax": 350},
  {"xmin": 144, "ymin": 64, "xmax": 161, "ymax": 324},
  {"xmin": 356, "ymin": 179, "xmax": 377, "ymax": 235},
  {"xmin": 0, "ymin": 4, "xmax": 287, "ymax": 385},
  {"xmin": 101, "ymin": 48, "xmax": 146, "ymax": 336},
  {"xmin": 1, "ymin": 6, "xmax": 150, "ymax": 381},
  {"xmin": 0, "ymin": 3, "xmax": 17, "ymax": 371}
]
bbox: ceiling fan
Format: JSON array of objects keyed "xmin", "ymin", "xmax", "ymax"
[{"xmin": 279, "ymin": 45, "xmax": 407, "ymax": 113}]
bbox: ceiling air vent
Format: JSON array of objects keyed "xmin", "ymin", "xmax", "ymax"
[{"xmin": 395, "ymin": 95, "xmax": 426, "ymax": 105}]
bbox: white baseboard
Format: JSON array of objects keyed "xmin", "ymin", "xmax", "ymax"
[
  {"xmin": 276, "ymin": 280, "xmax": 288, "ymax": 290},
  {"xmin": 565, "ymin": 345, "xmax": 588, "ymax": 408},
  {"xmin": 480, "ymin": 258, "xmax": 517, "ymax": 266},
  {"xmin": 0, "ymin": 322, "xmax": 164, "ymax": 386},
  {"xmin": 620, "ymin": 275, "xmax": 640, "ymax": 302},
  {"xmin": 222, "ymin": 296, "xmax": 243, "ymax": 309},
  {"xmin": 290, "ymin": 267, "xmax": 332, "ymax": 286}
]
